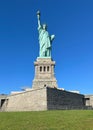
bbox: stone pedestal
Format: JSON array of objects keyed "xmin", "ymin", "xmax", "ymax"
[{"xmin": 32, "ymin": 57, "xmax": 58, "ymax": 89}]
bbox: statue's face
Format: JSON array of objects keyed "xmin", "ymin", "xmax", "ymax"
[{"xmin": 42, "ymin": 24, "xmax": 47, "ymax": 30}]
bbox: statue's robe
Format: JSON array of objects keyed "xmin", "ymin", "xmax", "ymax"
[{"xmin": 38, "ymin": 26, "xmax": 51, "ymax": 57}]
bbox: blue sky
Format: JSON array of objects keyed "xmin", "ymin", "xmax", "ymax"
[{"xmin": 0, "ymin": 0, "xmax": 93, "ymax": 94}]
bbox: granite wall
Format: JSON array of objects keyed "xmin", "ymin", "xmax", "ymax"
[
  {"xmin": 2, "ymin": 87, "xmax": 87, "ymax": 111},
  {"xmin": 47, "ymin": 87, "xmax": 85, "ymax": 109},
  {"xmin": 85, "ymin": 95, "xmax": 93, "ymax": 107},
  {"xmin": 5, "ymin": 88, "xmax": 47, "ymax": 111},
  {"xmin": 0, "ymin": 94, "xmax": 7, "ymax": 109}
]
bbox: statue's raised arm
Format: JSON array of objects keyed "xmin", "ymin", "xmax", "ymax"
[{"xmin": 37, "ymin": 11, "xmax": 41, "ymax": 28}]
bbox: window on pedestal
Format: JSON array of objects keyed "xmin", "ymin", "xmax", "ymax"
[
  {"xmin": 40, "ymin": 66, "xmax": 42, "ymax": 72},
  {"xmin": 47, "ymin": 66, "xmax": 49, "ymax": 71},
  {"xmin": 44, "ymin": 66, "xmax": 46, "ymax": 72}
]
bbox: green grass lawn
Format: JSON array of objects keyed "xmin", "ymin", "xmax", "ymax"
[{"xmin": 0, "ymin": 110, "xmax": 93, "ymax": 130}]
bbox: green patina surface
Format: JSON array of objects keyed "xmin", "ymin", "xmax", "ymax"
[{"xmin": 37, "ymin": 11, "xmax": 55, "ymax": 58}]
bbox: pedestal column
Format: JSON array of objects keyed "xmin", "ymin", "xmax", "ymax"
[{"xmin": 32, "ymin": 58, "xmax": 58, "ymax": 89}]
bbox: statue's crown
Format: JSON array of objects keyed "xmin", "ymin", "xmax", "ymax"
[{"xmin": 42, "ymin": 24, "xmax": 47, "ymax": 27}]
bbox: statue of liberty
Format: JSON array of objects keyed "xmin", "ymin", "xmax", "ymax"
[{"xmin": 37, "ymin": 11, "xmax": 55, "ymax": 57}]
